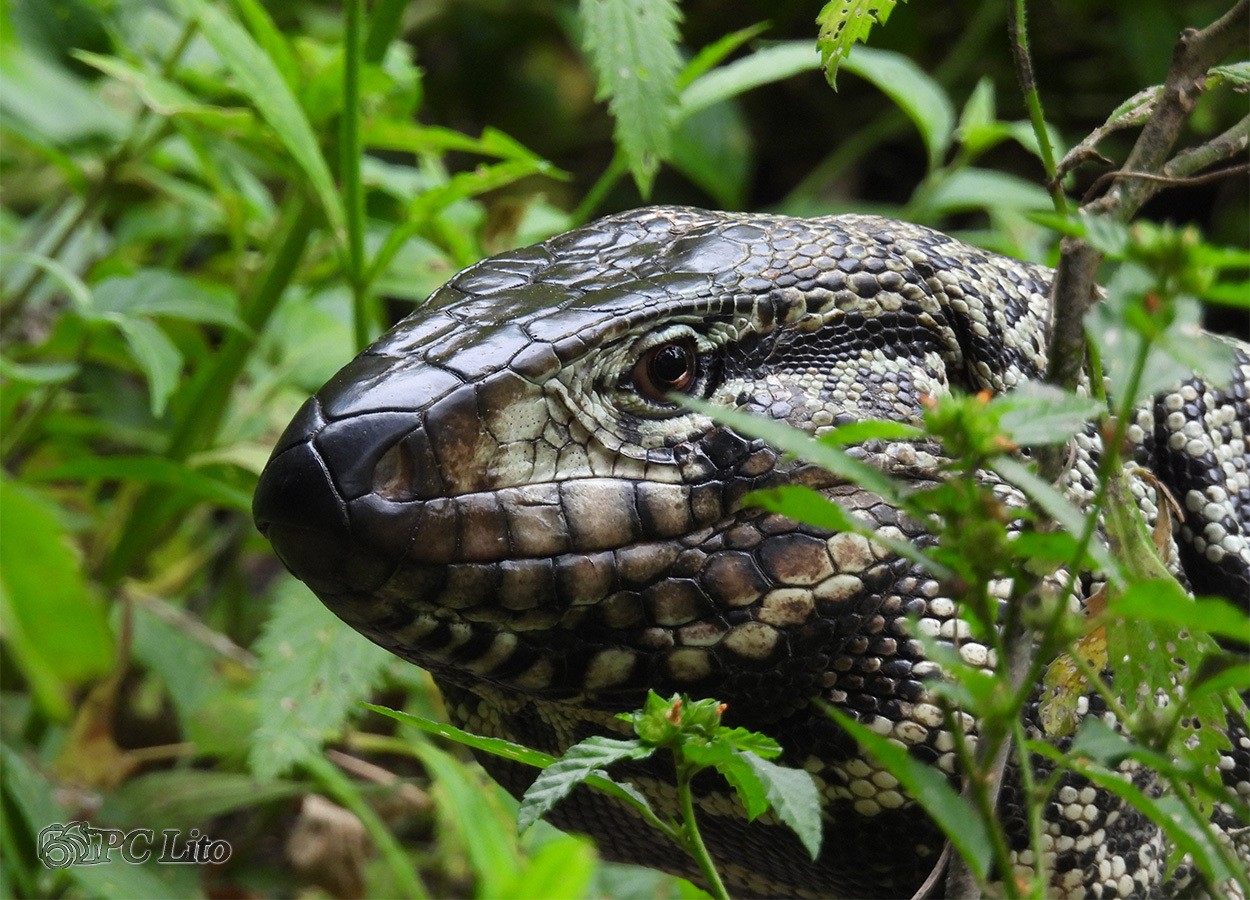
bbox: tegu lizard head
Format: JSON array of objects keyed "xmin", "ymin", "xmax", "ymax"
[{"xmin": 253, "ymin": 205, "xmax": 1051, "ymax": 722}]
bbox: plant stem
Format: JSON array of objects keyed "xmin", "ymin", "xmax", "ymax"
[
  {"xmin": 571, "ymin": 150, "xmax": 629, "ymax": 226},
  {"xmin": 342, "ymin": 0, "xmax": 374, "ymax": 349},
  {"xmin": 677, "ymin": 765, "xmax": 730, "ymax": 900},
  {"xmin": 1008, "ymin": 0, "xmax": 1067, "ymax": 215}
]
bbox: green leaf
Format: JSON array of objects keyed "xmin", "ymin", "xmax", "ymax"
[
  {"xmin": 823, "ymin": 703, "xmax": 992, "ymax": 879},
  {"xmin": 579, "ymin": 0, "xmax": 683, "ymax": 196},
  {"xmin": 248, "ymin": 578, "xmax": 392, "ymax": 780},
  {"xmin": 0, "ymin": 40, "xmax": 125, "ymax": 145},
  {"xmin": 738, "ymin": 751, "xmax": 823, "ymax": 859},
  {"xmin": 0, "ymin": 478, "xmax": 115, "ymax": 719},
  {"xmin": 500, "ymin": 833, "xmax": 598, "ymax": 900},
  {"xmin": 29, "ymin": 456, "xmax": 251, "ymax": 510},
  {"xmin": 680, "ymin": 395, "xmax": 906, "ymax": 504},
  {"xmin": 1101, "ymin": 577, "xmax": 1235, "ymax": 780},
  {"xmin": 105, "ymin": 315, "xmax": 183, "ymax": 417},
  {"xmin": 173, "ymin": 0, "xmax": 347, "ymax": 245},
  {"xmin": 518, "ymin": 736, "xmax": 655, "ymax": 834},
  {"xmin": 670, "ymin": 97, "xmax": 751, "ymax": 209},
  {"xmin": 956, "ymin": 77, "xmax": 995, "ymax": 139},
  {"xmin": 229, "ymin": 0, "xmax": 300, "ymax": 89},
  {"xmin": 1209, "ymin": 61, "xmax": 1250, "ymax": 88},
  {"xmin": 819, "ymin": 419, "xmax": 925, "ymax": 446},
  {"xmin": 73, "ymin": 50, "xmax": 251, "ymax": 125},
  {"xmin": 717, "ymin": 726, "xmax": 782, "ymax": 759},
  {"xmin": 1, "ymin": 745, "xmax": 193, "ymax": 900},
  {"xmin": 1107, "ymin": 585, "xmax": 1250, "ymax": 644},
  {"xmin": 840, "ymin": 46, "xmax": 952, "ymax": 171},
  {"xmin": 816, "ymin": 0, "xmax": 901, "ymax": 88},
  {"xmin": 366, "ymin": 704, "xmax": 558, "ymax": 770},
  {"xmin": 104, "ymin": 769, "xmax": 298, "ymax": 831},
  {"xmin": 0, "ymin": 249, "xmax": 93, "ymax": 313},
  {"xmin": 413, "ymin": 740, "xmax": 523, "ymax": 897},
  {"xmin": 994, "ymin": 382, "xmax": 1103, "ymax": 446},
  {"xmin": 0, "ymin": 357, "xmax": 78, "ymax": 386},
  {"xmin": 367, "ymin": 703, "xmax": 662, "ymax": 824},
  {"xmin": 92, "ymin": 270, "xmax": 246, "ymax": 331},
  {"xmin": 919, "ymin": 168, "xmax": 1051, "ymax": 216},
  {"xmin": 712, "ymin": 750, "xmax": 770, "ymax": 819},
  {"xmin": 744, "ymin": 484, "xmax": 947, "ymax": 578},
  {"xmin": 677, "ymin": 22, "xmax": 771, "ymax": 89},
  {"xmin": 679, "ymin": 42, "xmax": 816, "ymax": 122}
]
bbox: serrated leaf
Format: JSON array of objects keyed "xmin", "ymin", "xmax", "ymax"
[
  {"xmin": 580, "ymin": 0, "xmax": 683, "ymax": 195},
  {"xmin": 1107, "ymin": 587, "xmax": 1250, "ymax": 644},
  {"xmin": 994, "ymin": 382, "xmax": 1103, "ymax": 446},
  {"xmin": 518, "ymin": 736, "xmax": 654, "ymax": 833},
  {"xmin": 824, "ymin": 704, "xmax": 991, "ymax": 878},
  {"xmin": 1209, "ymin": 61, "xmax": 1250, "ymax": 89},
  {"xmin": 816, "ymin": 0, "xmax": 900, "ymax": 88},
  {"xmin": 372, "ymin": 701, "xmax": 660, "ymax": 820},
  {"xmin": 1101, "ymin": 577, "xmax": 1233, "ymax": 780},
  {"xmin": 738, "ymin": 751, "xmax": 823, "ymax": 859},
  {"xmin": 0, "ymin": 478, "xmax": 115, "ymax": 719},
  {"xmin": 718, "ymin": 726, "xmax": 782, "ymax": 759},
  {"xmin": 93, "ymin": 271, "xmax": 246, "ymax": 330},
  {"xmin": 248, "ymin": 579, "xmax": 392, "ymax": 780},
  {"xmin": 714, "ymin": 751, "xmax": 770, "ymax": 819}
]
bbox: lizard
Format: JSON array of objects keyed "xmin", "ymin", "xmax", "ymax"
[{"xmin": 253, "ymin": 206, "xmax": 1250, "ymax": 898}]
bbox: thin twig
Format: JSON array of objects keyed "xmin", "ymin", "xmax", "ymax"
[
  {"xmin": 1043, "ymin": 0, "xmax": 1249, "ymax": 414},
  {"xmin": 1081, "ymin": 161, "xmax": 1250, "ymax": 205}
]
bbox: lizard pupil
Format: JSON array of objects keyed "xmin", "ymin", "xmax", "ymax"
[{"xmin": 633, "ymin": 339, "xmax": 697, "ymax": 402}]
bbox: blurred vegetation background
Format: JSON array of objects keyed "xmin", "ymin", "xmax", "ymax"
[{"xmin": 0, "ymin": 0, "xmax": 1245, "ymax": 897}]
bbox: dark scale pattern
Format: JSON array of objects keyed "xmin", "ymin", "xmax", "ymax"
[{"xmin": 253, "ymin": 207, "xmax": 1250, "ymax": 898}]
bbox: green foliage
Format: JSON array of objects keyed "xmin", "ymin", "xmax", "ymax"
[
  {"xmin": 815, "ymin": 0, "xmax": 905, "ymax": 87},
  {"xmin": 0, "ymin": 477, "xmax": 115, "ymax": 719},
  {"xmin": 248, "ymin": 578, "xmax": 393, "ymax": 780},
  {"xmin": 580, "ymin": 0, "xmax": 684, "ymax": 195},
  {"xmin": 2, "ymin": 0, "xmax": 1246, "ymax": 897}
]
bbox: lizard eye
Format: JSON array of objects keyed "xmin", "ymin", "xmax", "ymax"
[{"xmin": 632, "ymin": 338, "xmax": 698, "ymax": 403}]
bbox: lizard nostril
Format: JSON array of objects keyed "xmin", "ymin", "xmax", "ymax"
[{"xmin": 373, "ymin": 439, "xmax": 417, "ymax": 501}]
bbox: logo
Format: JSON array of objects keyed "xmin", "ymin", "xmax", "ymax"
[{"xmin": 36, "ymin": 822, "xmax": 232, "ymax": 868}]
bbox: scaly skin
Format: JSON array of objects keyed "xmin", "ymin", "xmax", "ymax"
[{"xmin": 254, "ymin": 207, "xmax": 1250, "ymax": 898}]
